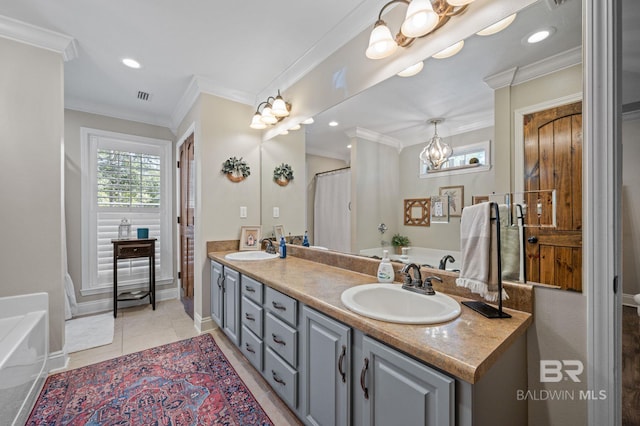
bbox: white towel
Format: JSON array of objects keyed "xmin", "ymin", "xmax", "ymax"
[{"xmin": 456, "ymin": 203, "xmax": 509, "ymax": 302}]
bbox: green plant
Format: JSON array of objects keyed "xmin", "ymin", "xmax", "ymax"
[
  {"xmin": 273, "ymin": 163, "xmax": 294, "ymax": 181},
  {"xmin": 391, "ymin": 233, "xmax": 410, "ymax": 247},
  {"xmin": 221, "ymin": 156, "xmax": 250, "ymax": 178}
]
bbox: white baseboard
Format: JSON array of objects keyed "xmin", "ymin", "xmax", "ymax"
[
  {"xmin": 46, "ymin": 349, "xmax": 68, "ymax": 372},
  {"xmin": 623, "ymin": 293, "xmax": 639, "ymax": 307},
  {"xmin": 74, "ymin": 287, "xmax": 178, "ymax": 317},
  {"xmin": 195, "ymin": 312, "xmax": 215, "ymax": 333}
]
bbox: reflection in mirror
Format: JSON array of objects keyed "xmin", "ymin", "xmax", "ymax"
[{"xmin": 261, "ymin": 0, "xmax": 583, "ymax": 291}]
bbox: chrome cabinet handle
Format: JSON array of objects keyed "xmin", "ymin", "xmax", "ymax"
[
  {"xmin": 245, "ymin": 313, "xmax": 255, "ymax": 322},
  {"xmin": 338, "ymin": 345, "xmax": 346, "ymax": 383},
  {"xmin": 245, "ymin": 343, "xmax": 255, "ymax": 354},
  {"xmin": 360, "ymin": 357, "xmax": 369, "ymax": 399},
  {"xmin": 272, "ymin": 333, "xmax": 286, "ymax": 345},
  {"xmin": 272, "ymin": 370, "xmax": 286, "ymax": 386},
  {"xmin": 245, "ymin": 285, "xmax": 256, "ymax": 293},
  {"xmin": 272, "ymin": 301, "xmax": 286, "ymax": 311}
]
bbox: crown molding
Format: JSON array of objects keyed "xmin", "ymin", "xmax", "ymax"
[
  {"xmin": 65, "ymin": 97, "xmax": 173, "ymax": 131},
  {"xmin": 484, "ymin": 47, "xmax": 582, "ymax": 90},
  {"xmin": 0, "ymin": 14, "xmax": 77, "ymax": 61},
  {"xmin": 306, "ymin": 145, "xmax": 350, "ymax": 163},
  {"xmin": 345, "ymin": 127, "xmax": 404, "ymax": 152}
]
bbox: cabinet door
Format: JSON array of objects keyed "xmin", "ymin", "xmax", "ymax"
[
  {"xmin": 222, "ymin": 267, "xmax": 240, "ymax": 346},
  {"xmin": 210, "ymin": 260, "xmax": 223, "ymax": 327},
  {"xmin": 360, "ymin": 336, "xmax": 454, "ymax": 426},
  {"xmin": 300, "ymin": 306, "xmax": 351, "ymax": 426}
]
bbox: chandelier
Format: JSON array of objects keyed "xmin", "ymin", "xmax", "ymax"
[
  {"xmin": 365, "ymin": 0, "xmax": 475, "ymax": 60},
  {"xmin": 420, "ymin": 118, "xmax": 452, "ymax": 170},
  {"xmin": 249, "ymin": 90, "xmax": 291, "ymax": 130}
]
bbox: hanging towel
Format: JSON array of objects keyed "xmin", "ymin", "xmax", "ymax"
[
  {"xmin": 498, "ymin": 204, "xmax": 521, "ymax": 282},
  {"xmin": 456, "ymin": 203, "xmax": 509, "ymax": 302}
]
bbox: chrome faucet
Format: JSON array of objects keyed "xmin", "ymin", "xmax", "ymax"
[
  {"xmin": 260, "ymin": 238, "xmax": 276, "ymax": 254},
  {"xmin": 438, "ymin": 255, "xmax": 455, "ymax": 270},
  {"xmin": 290, "ymin": 235, "xmax": 303, "ymax": 245}
]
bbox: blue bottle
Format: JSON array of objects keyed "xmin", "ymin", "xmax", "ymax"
[
  {"xmin": 279, "ymin": 236, "xmax": 287, "ymax": 258},
  {"xmin": 302, "ymin": 231, "xmax": 310, "ymax": 247}
]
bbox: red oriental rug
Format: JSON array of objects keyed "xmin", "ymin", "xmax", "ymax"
[{"xmin": 27, "ymin": 333, "xmax": 273, "ymax": 425}]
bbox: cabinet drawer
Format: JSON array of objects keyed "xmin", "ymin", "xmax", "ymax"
[
  {"xmin": 265, "ymin": 287, "xmax": 297, "ymax": 326},
  {"xmin": 241, "ymin": 275, "xmax": 263, "ymax": 304},
  {"xmin": 265, "ymin": 346, "xmax": 298, "ymax": 409},
  {"xmin": 116, "ymin": 243, "xmax": 152, "ymax": 258},
  {"xmin": 241, "ymin": 325, "xmax": 263, "ymax": 372},
  {"xmin": 265, "ymin": 311, "xmax": 297, "ymax": 367},
  {"xmin": 241, "ymin": 295, "xmax": 263, "ymax": 337}
]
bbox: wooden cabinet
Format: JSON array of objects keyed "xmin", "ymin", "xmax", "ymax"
[
  {"xmin": 357, "ymin": 335, "xmax": 454, "ymax": 426},
  {"xmin": 210, "ymin": 260, "xmax": 224, "ymax": 327},
  {"xmin": 222, "ymin": 267, "xmax": 240, "ymax": 346},
  {"xmin": 300, "ymin": 306, "xmax": 351, "ymax": 426}
]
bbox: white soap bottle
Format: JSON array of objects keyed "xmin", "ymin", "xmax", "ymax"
[{"xmin": 377, "ymin": 250, "xmax": 395, "ymax": 283}]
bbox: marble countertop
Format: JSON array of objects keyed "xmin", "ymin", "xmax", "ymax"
[{"xmin": 208, "ymin": 251, "xmax": 532, "ymax": 384}]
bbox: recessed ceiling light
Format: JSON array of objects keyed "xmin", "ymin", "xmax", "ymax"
[
  {"xmin": 526, "ymin": 27, "xmax": 556, "ymax": 44},
  {"xmin": 476, "ymin": 13, "xmax": 517, "ymax": 36},
  {"xmin": 302, "ymin": 117, "xmax": 315, "ymax": 124},
  {"xmin": 122, "ymin": 58, "xmax": 141, "ymax": 69},
  {"xmin": 329, "ymin": 121, "xmax": 339, "ymax": 127},
  {"xmin": 347, "ymin": 144, "xmax": 352, "ymax": 149}
]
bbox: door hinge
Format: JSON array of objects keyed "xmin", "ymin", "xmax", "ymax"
[
  {"xmin": 177, "ymin": 160, "xmax": 180, "ymax": 168},
  {"xmin": 177, "ymin": 216, "xmax": 181, "ymax": 224},
  {"xmin": 613, "ymin": 275, "xmax": 619, "ymax": 294},
  {"xmin": 178, "ymin": 271, "xmax": 181, "ymax": 279}
]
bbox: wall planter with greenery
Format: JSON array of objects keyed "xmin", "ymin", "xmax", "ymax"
[
  {"xmin": 221, "ymin": 156, "xmax": 250, "ymax": 182},
  {"xmin": 273, "ymin": 163, "xmax": 294, "ymax": 186}
]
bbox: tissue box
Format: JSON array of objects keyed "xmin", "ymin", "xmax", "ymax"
[{"xmin": 137, "ymin": 228, "xmax": 149, "ymax": 239}]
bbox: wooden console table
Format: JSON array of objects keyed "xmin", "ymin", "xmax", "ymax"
[{"xmin": 112, "ymin": 238, "xmax": 156, "ymax": 318}]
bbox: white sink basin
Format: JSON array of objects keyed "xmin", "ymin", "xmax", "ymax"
[
  {"xmin": 225, "ymin": 251, "xmax": 279, "ymax": 261},
  {"xmin": 340, "ymin": 283, "xmax": 461, "ymax": 324}
]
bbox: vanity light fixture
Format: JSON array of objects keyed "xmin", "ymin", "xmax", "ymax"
[
  {"xmin": 397, "ymin": 61, "xmax": 424, "ymax": 77},
  {"xmin": 301, "ymin": 117, "xmax": 315, "ymax": 124},
  {"xmin": 249, "ymin": 90, "xmax": 291, "ymax": 129},
  {"xmin": 476, "ymin": 13, "xmax": 517, "ymax": 36},
  {"xmin": 419, "ymin": 118, "xmax": 452, "ymax": 170},
  {"xmin": 289, "ymin": 123, "xmax": 301, "ymax": 131},
  {"xmin": 432, "ymin": 40, "xmax": 464, "ymax": 59},
  {"xmin": 365, "ymin": 0, "xmax": 474, "ymax": 60}
]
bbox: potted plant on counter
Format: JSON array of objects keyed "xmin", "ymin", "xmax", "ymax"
[
  {"xmin": 221, "ymin": 156, "xmax": 251, "ymax": 182},
  {"xmin": 273, "ymin": 163, "xmax": 294, "ymax": 186},
  {"xmin": 391, "ymin": 233, "xmax": 410, "ymax": 255}
]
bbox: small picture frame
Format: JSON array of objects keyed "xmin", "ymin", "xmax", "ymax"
[
  {"xmin": 439, "ymin": 185, "xmax": 464, "ymax": 217},
  {"xmin": 430, "ymin": 195, "xmax": 450, "ymax": 223},
  {"xmin": 404, "ymin": 198, "xmax": 430, "ymax": 226},
  {"xmin": 240, "ymin": 226, "xmax": 261, "ymax": 251},
  {"xmin": 273, "ymin": 225, "xmax": 285, "ymax": 242},
  {"xmin": 472, "ymin": 195, "xmax": 490, "ymax": 205}
]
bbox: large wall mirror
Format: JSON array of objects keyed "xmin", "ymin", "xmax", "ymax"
[{"xmin": 261, "ymin": 0, "xmax": 583, "ymax": 291}]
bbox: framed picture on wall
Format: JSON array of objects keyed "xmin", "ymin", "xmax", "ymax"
[
  {"xmin": 240, "ymin": 226, "xmax": 261, "ymax": 250},
  {"xmin": 273, "ymin": 225, "xmax": 285, "ymax": 242},
  {"xmin": 430, "ymin": 195, "xmax": 450, "ymax": 224},
  {"xmin": 472, "ymin": 195, "xmax": 490, "ymax": 205},
  {"xmin": 404, "ymin": 198, "xmax": 430, "ymax": 226},
  {"xmin": 439, "ymin": 185, "xmax": 464, "ymax": 217}
]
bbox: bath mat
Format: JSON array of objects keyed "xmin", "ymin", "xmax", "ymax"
[
  {"xmin": 27, "ymin": 333, "xmax": 273, "ymax": 425},
  {"xmin": 65, "ymin": 312, "xmax": 114, "ymax": 353}
]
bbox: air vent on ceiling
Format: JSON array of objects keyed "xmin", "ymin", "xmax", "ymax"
[{"xmin": 137, "ymin": 91, "xmax": 151, "ymax": 101}]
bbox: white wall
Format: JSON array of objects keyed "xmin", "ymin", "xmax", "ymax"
[
  {"xmin": 64, "ymin": 109, "xmax": 176, "ymax": 305},
  {"xmin": 0, "ymin": 37, "xmax": 65, "ymax": 353},
  {"xmin": 622, "ymin": 114, "xmax": 640, "ymax": 296}
]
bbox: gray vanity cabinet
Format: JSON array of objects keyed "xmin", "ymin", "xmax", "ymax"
[
  {"xmin": 357, "ymin": 335, "xmax": 455, "ymax": 426},
  {"xmin": 210, "ymin": 260, "xmax": 224, "ymax": 327},
  {"xmin": 222, "ymin": 266, "xmax": 240, "ymax": 346},
  {"xmin": 300, "ymin": 306, "xmax": 351, "ymax": 426}
]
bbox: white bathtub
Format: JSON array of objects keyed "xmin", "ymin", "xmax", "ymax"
[
  {"xmin": 359, "ymin": 247, "xmax": 462, "ymax": 271},
  {"xmin": 0, "ymin": 293, "xmax": 48, "ymax": 426}
]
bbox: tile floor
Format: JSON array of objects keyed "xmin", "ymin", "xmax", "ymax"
[{"xmin": 61, "ymin": 299, "xmax": 302, "ymax": 425}]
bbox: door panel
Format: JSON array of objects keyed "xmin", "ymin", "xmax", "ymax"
[
  {"xmin": 523, "ymin": 102, "xmax": 582, "ymax": 291},
  {"xmin": 179, "ymin": 133, "xmax": 195, "ymax": 299}
]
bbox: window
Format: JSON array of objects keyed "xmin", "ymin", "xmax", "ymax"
[
  {"xmin": 420, "ymin": 140, "xmax": 491, "ymax": 178},
  {"xmin": 81, "ymin": 128, "xmax": 173, "ymax": 295}
]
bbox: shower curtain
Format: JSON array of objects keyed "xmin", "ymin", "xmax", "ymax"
[
  {"xmin": 63, "ymin": 203, "xmax": 77, "ymax": 320},
  {"xmin": 314, "ymin": 169, "xmax": 351, "ymax": 252}
]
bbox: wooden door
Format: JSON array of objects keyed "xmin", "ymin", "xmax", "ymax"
[
  {"xmin": 179, "ymin": 133, "xmax": 195, "ymax": 299},
  {"xmin": 523, "ymin": 102, "xmax": 582, "ymax": 291}
]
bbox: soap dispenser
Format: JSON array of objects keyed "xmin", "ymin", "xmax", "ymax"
[
  {"xmin": 279, "ymin": 236, "xmax": 287, "ymax": 258},
  {"xmin": 302, "ymin": 231, "xmax": 310, "ymax": 247},
  {"xmin": 377, "ymin": 250, "xmax": 394, "ymax": 283}
]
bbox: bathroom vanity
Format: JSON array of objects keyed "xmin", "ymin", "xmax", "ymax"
[{"xmin": 208, "ymin": 249, "xmax": 532, "ymax": 426}]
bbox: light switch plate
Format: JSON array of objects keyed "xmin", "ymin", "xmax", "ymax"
[
  {"xmin": 240, "ymin": 206, "xmax": 247, "ymax": 218},
  {"xmin": 273, "ymin": 207, "xmax": 280, "ymax": 218}
]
